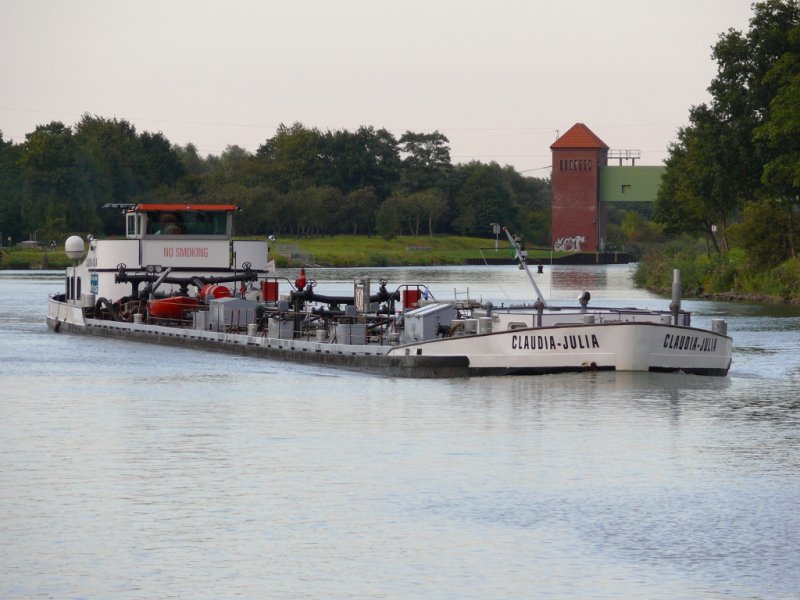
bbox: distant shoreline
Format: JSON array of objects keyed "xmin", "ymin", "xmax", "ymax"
[{"xmin": 5, "ymin": 243, "xmax": 796, "ymax": 305}]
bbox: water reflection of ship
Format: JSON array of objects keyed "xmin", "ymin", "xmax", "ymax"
[{"xmin": 551, "ymin": 268, "xmax": 608, "ymax": 292}]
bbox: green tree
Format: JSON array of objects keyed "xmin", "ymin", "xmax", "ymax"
[
  {"xmin": 306, "ymin": 186, "xmax": 343, "ymax": 236},
  {"xmin": 504, "ymin": 167, "xmax": 550, "ymax": 246},
  {"xmin": 379, "ymin": 190, "xmax": 443, "ymax": 237},
  {"xmin": 18, "ymin": 122, "xmax": 101, "ymax": 239},
  {"xmin": 654, "ymin": 109, "xmax": 742, "ymax": 252},
  {"xmin": 388, "ymin": 192, "xmax": 422, "ymax": 236},
  {"xmin": 340, "ymin": 187, "xmax": 380, "ymax": 235},
  {"xmin": 451, "ymin": 162, "xmax": 515, "ymax": 236},
  {"xmin": 398, "ymin": 131, "xmax": 452, "ymax": 193},
  {"xmin": 256, "ymin": 123, "xmax": 326, "ymax": 193},
  {"xmin": 376, "ymin": 197, "xmax": 402, "ymax": 240},
  {"xmin": 140, "ymin": 131, "xmax": 185, "ymax": 188},
  {"xmin": 218, "ymin": 145, "xmax": 255, "ymax": 181},
  {"xmin": 323, "ymin": 127, "xmax": 401, "ymax": 198},
  {"xmin": 731, "ymin": 199, "xmax": 799, "ymax": 267},
  {"xmin": 753, "ymin": 22, "xmax": 800, "ymax": 259},
  {"xmin": 415, "ymin": 189, "xmax": 448, "ymax": 237},
  {"xmin": 74, "ymin": 115, "xmax": 142, "ymax": 200},
  {"xmin": 245, "ymin": 186, "xmax": 284, "ymax": 236},
  {"xmin": 175, "ymin": 143, "xmax": 208, "ymax": 176},
  {"xmin": 74, "ymin": 115, "xmax": 151, "ymax": 235},
  {"xmin": 0, "ymin": 132, "xmax": 25, "ymax": 244},
  {"xmin": 657, "ymin": 0, "xmax": 800, "ymax": 258}
]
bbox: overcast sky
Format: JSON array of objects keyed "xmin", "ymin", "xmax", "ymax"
[{"xmin": 1, "ymin": 0, "xmax": 755, "ymax": 174}]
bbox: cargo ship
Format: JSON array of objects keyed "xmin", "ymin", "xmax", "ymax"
[{"xmin": 47, "ymin": 203, "xmax": 732, "ymax": 377}]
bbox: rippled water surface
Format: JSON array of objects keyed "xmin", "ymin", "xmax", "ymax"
[{"xmin": 2, "ymin": 266, "xmax": 799, "ymax": 599}]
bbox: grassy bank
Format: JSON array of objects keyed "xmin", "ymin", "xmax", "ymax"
[
  {"xmin": 271, "ymin": 235, "xmax": 557, "ymax": 267},
  {"xmin": 0, "ymin": 249, "xmax": 71, "ymax": 270}
]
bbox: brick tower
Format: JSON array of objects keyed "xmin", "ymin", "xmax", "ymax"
[{"xmin": 550, "ymin": 123, "xmax": 609, "ymax": 252}]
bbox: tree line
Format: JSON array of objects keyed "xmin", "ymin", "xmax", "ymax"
[{"xmin": 0, "ymin": 118, "xmax": 550, "ymax": 246}]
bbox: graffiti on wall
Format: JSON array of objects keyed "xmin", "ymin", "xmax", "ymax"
[{"xmin": 554, "ymin": 235, "xmax": 586, "ymax": 252}]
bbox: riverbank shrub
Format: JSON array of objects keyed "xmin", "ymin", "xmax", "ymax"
[
  {"xmin": 695, "ymin": 248, "xmax": 747, "ymax": 293},
  {"xmin": 632, "ymin": 237, "xmax": 704, "ymax": 293},
  {"xmin": 730, "ymin": 260, "xmax": 799, "ymax": 299},
  {"xmin": 635, "ymin": 245, "xmax": 800, "ymax": 302}
]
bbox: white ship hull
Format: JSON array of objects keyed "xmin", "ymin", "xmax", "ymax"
[
  {"xmin": 47, "ymin": 296, "xmax": 731, "ymax": 377},
  {"xmin": 387, "ymin": 320, "xmax": 731, "ymax": 376}
]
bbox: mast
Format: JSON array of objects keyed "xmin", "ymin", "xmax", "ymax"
[{"xmin": 503, "ymin": 227, "xmax": 548, "ymax": 307}]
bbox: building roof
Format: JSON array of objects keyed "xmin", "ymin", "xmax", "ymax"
[{"xmin": 550, "ymin": 123, "xmax": 608, "ymax": 150}]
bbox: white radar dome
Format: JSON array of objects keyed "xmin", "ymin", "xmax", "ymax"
[{"xmin": 64, "ymin": 235, "xmax": 85, "ymax": 260}]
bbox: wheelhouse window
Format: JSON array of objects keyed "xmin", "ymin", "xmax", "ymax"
[{"xmin": 145, "ymin": 210, "xmax": 230, "ymax": 237}]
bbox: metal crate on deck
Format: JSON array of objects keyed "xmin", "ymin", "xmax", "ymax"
[
  {"xmin": 402, "ymin": 302, "xmax": 457, "ymax": 343},
  {"xmin": 208, "ymin": 297, "xmax": 257, "ymax": 332}
]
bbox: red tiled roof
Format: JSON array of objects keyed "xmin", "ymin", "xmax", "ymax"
[{"xmin": 550, "ymin": 123, "xmax": 608, "ymax": 149}]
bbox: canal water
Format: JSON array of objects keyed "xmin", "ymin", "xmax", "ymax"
[{"xmin": 1, "ymin": 266, "xmax": 799, "ymax": 599}]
